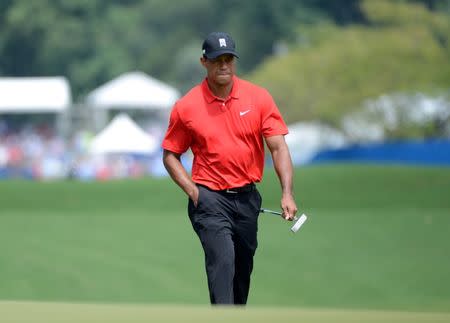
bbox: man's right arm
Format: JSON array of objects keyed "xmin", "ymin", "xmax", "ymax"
[{"xmin": 162, "ymin": 149, "xmax": 199, "ymax": 205}]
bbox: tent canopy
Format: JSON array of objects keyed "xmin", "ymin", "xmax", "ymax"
[
  {"xmin": 0, "ymin": 77, "xmax": 71, "ymax": 113},
  {"xmin": 86, "ymin": 71, "xmax": 180, "ymax": 111},
  {"xmin": 286, "ymin": 121, "xmax": 347, "ymax": 165},
  {"xmin": 90, "ymin": 113, "xmax": 158, "ymax": 155}
]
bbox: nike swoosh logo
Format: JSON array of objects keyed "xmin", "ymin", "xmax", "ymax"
[{"xmin": 240, "ymin": 110, "xmax": 251, "ymax": 116}]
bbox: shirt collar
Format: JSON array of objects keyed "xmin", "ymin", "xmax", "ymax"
[{"xmin": 202, "ymin": 76, "xmax": 240, "ymax": 103}]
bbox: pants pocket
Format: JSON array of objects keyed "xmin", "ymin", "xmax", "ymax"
[{"xmin": 188, "ymin": 185, "xmax": 204, "ymax": 217}]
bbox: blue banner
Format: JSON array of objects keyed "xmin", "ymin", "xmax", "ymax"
[{"xmin": 311, "ymin": 139, "xmax": 450, "ymax": 166}]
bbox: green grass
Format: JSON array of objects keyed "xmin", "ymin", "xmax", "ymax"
[
  {"xmin": 0, "ymin": 165, "xmax": 449, "ymax": 313},
  {"xmin": 2, "ymin": 301, "xmax": 450, "ymax": 323}
]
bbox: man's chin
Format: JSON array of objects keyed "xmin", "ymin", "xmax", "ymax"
[{"xmin": 216, "ymin": 75, "xmax": 233, "ymax": 84}]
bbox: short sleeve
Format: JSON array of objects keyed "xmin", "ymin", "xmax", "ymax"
[
  {"xmin": 162, "ymin": 103, "xmax": 192, "ymax": 153},
  {"xmin": 260, "ymin": 90, "xmax": 289, "ymax": 137}
]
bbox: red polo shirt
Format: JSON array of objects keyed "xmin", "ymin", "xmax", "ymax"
[{"xmin": 162, "ymin": 76, "xmax": 288, "ymax": 190}]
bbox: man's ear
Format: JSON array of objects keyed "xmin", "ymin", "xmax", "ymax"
[{"xmin": 200, "ymin": 57, "xmax": 207, "ymax": 67}]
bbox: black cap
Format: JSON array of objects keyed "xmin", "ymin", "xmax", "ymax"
[{"xmin": 202, "ymin": 32, "xmax": 239, "ymax": 59}]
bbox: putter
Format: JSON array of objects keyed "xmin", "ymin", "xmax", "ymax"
[{"xmin": 260, "ymin": 208, "xmax": 308, "ymax": 233}]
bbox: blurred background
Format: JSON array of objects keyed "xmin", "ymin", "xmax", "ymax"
[
  {"xmin": 0, "ymin": 1, "xmax": 450, "ymax": 322},
  {"xmin": 0, "ymin": 0, "xmax": 449, "ymax": 180}
]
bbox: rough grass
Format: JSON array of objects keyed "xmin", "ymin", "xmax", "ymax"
[{"xmin": 0, "ymin": 165, "xmax": 449, "ymax": 312}]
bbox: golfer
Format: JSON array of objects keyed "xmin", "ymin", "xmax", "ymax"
[{"xmin": 162, "ymin": 32, "xmax": 297, "ymax": 305}]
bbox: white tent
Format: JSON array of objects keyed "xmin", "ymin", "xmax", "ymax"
[
  {"xmin": 286, "ymin": 122, "xmax": 348, "ymax": 165},
  {"xmin": 0, "ymin": 76, "xmax": 71, "ymax": 113},
  {"xmin": 86, "ymin": 71, "xmax": 180, "ymax": 111},
  {"xmin": 90, "ymin": 113, "xmax": 158, "ymax": 155}
]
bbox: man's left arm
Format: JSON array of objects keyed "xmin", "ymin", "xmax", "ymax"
[{"xmin": 265, "ymin": 135, "xmax": 298, "ymax": 220}]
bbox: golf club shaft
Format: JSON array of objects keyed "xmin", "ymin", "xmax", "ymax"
[{"xmin": 260, "ymin": 208, "xmax": 298, "ymax": 220}]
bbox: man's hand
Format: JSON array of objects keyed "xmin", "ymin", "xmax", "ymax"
[
  {"xmin": 189, "ymin": 185, "xmax": 200, "ymax": 207},
  {"xmin": 281, "ymin": 193, "xmax": 298, "ymax": 221}
]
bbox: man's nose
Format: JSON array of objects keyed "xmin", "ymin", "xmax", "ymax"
[{"xmin": 218, "ymin": 60, "xmax": 228, "ymax": 67}]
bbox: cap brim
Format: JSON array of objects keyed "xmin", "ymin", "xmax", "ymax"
[{"xmin": 204, "ymin": 49, "xmax": 239, "ymax": 59}]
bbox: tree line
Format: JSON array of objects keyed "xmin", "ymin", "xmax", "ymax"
[{"xmin": 1, "ymin": 0, "xmax": 447, "ymax": 99}]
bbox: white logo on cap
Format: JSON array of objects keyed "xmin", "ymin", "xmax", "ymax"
[{"xmin": 219, "ymin": 38, "xmax": 227, "ymax": 47}]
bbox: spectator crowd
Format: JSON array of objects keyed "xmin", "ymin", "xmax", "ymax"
[{"xmin": 0, "ymin": 120, "xmax": 167, "ymax": 181}]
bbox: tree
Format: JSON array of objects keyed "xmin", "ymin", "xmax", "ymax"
[{"xmin": 248, "ymin": 0, "xmax": 450, "ymax": 138}]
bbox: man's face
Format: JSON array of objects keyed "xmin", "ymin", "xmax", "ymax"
[{"xmin": 201, "ymin": 54, "xmax": 236, "ymax": 86}]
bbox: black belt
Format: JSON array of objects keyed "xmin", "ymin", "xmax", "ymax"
[{"xmin": 219, "ymin": 183, "xmax": 255, "ymax": 194}]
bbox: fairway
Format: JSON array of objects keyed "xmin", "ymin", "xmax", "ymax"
[
  {"xmin": 0, "ymin": 165, "xmax": 449, "ymax": 318},
  {"xmin": 2, "ymin": 301, "xmax": 450, "ymax": 323}
]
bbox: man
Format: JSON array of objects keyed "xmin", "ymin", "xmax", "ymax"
[{"xmin": 162, "ymin": 32, "xmax": 297, "ymax": 305}]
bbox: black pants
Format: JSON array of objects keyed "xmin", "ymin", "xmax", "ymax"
[{"xmin": 188, "ymin": 184, "xmax": 262, "ymax": 305}]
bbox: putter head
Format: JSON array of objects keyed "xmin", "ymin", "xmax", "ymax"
[{"xmin": 291, "ymin": 214, "xmax": 307, "ymax": 233}]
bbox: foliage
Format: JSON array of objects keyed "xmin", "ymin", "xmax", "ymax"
[
  {"xmin": 0, "ymin": 0, "xmax": 317, "ymax": 97},
  {"xmin": 0, "ymin": 0, "xmax": 448, "ymax": 132},
  {"xmin": 248, "ymin": 0, "xmax": 450, "ymax": 137}
]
